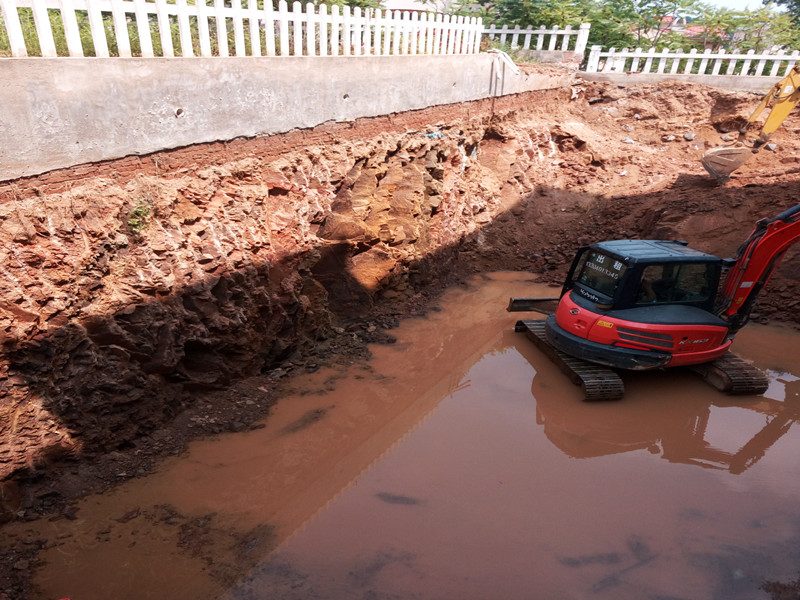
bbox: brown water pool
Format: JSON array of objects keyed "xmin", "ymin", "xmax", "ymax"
[{"xmin": 14, "ymin": 272, "xmax": 800, "ymax": 600}]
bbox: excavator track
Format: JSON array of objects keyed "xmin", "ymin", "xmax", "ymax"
[
  {"xmin": 515, "ymin": 319, "xmax": 624, "ymax": 401},
  {"xmin": 690, "ymin": 352, "xmax": 770, "ymax": 395}
]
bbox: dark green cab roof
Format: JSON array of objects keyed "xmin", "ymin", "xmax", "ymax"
[{"xmin": 593, "ymin": 240, "xmax": 721, "ymax": 264}]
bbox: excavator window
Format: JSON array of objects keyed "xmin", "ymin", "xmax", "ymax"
[
  {"xmin": 574, "ymin": 251, "xmax": 628, "ymax": 298},
  {"xmin": 636, "ymin": 263, "xmax": 714, "ymax": 305}
]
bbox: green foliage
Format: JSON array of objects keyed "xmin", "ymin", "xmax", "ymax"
[
  {"xmin": 773, "ymin": 0, "xmax": 800, "ymax": 24},
  {"xmin": 127, "ymin": 199, "xmax": 152, "ymax": 234}
]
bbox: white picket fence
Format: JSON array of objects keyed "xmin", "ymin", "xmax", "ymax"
[
  {"xmin": 483, "ymin": 23, "xmax": 590, "ymax": 55},
  {"xmin": 586, "ymin": 45, "xmax": 800, "ymax": 77},
  {"xmin": 0, "ymin": 0, "xmax": 483, "ymax": 58}
]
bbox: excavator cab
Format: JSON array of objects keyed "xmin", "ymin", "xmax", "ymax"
[
  {"xmin": 544, "ymin": 240, "xmax": 733, "ymax": 372},
  {"xmin": 563, "ymin": 240, "xmax": 723, "ymax": 313}
]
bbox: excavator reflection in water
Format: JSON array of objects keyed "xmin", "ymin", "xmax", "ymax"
[{"xmin": 530, "ymin": 362, "xmax": 800, "ymax": 474}]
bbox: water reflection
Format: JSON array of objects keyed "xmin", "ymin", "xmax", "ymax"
[{"xmin": 533, "ymin": 364, "xmax": 800, "ymax": 474}]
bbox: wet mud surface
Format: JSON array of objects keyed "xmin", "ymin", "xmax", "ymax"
[{"xmin": 4, "ymin": 273, "xmax": 800, "ymax": 600}]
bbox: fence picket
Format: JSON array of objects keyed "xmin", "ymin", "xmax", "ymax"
[
  {"xmin": 560, "ymin": 25, "xmax": 571, "ymax": 51},
  {"xmin": 175, "ymin": 0, "xmax": 193, "ymax": 57},
  {"xmin": 31, "ymin": 0, "xmax": 57, "ymax": 56},
  {"xmin": 248, "ymin": 0, "xmax": 260, "ymax": 56},
  {"xmin": 318, "ymin": 3, "xmax": 328, "ymax": 56},
  {"xmin": 785, "ymin": 50, "xmax": 799, "ymax": 74},
  {"xmin": 643, "ymin": 47, "xmax": 656, "ymax": 72},
  {"xmin": 683, "ymin": 48, "xmax": 697, "ymax": 74},
  {"xmin": 2, "ymin": 0, "xmax": 483, "ymax": 60},
  {"xmin": 770, "ymin": 49, "xmax": 786, "ymax": 76},
  {"xmin": 585, "ymin": 45, "xmax": 798, "ymax": 79},
  {"xmin": 132, "ymin": 0, "xmax": 154, "ymax": 58},
  {"xmin": 85, "ymin": 0, "xmax": 108, "ymax": 57},
  {"xmin": 305, "ymin": 2, "xmax": 315, "ymax": 56},
  {"xmin": 630, "ymin": 46, "xmax": 642, "ymax": 72},
  {"xmin": 109, "ymin": 0, "xmax": 131, "ymax": 57},
  {"xmin": 58, "ymin": 0, "xmax": 83, "ymax": 56},
  {"xmin": 231, "ymin": 0, "xmax": 246, "ymax": 57},
  {"xmin": 154, "ymin": 0, "xmax": 174, "ymax": 57},
  {"xmin": 214, "ymin": 0, "xmax": 228, "ymax": 57},
  {"xmin": 278, "ymin": 0, "xmax": 289, "ymax": 56},
  {"xmin": 1, "ymin": 0, "xmax": 27, "ymax": 56}
]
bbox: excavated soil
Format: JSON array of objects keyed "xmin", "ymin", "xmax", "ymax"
[{"xmin": 2, "ymin": 70, "xmax": 800, "ymax": 598}]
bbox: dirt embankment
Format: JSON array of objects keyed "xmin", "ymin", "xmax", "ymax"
[{"xmin": 2, "ymin": 75, "xmax": 800, "ymax": 536}]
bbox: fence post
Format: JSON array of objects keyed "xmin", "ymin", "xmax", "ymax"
[
  {"xmin": 586, "ymin": 45, "xmax": 601, "ymax": 72},
  {"xmin": 575, "ymin": 23, "xmax": 590, "ymax": 55}
]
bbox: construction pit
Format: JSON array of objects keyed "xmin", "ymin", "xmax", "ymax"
[{"xmin": 2, "ymin": 73, "xmax": 800, "ymax": 599}]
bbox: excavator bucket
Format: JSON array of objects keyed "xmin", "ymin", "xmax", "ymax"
[{"xmin": 701, "ymin": 145, "xmax": 755, "ymax": 183}]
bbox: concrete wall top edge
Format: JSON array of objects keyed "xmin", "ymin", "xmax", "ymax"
[{"xmin": 1, "ymin": 53, "xmax": 575, "ymax": 181}]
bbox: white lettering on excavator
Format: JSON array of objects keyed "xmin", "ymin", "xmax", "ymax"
[
  {"xmin": 585, "ymin": 262, "xmax": 621, "ymax": 279},
  {"xmin": 578, "ymin": 288, "xmax": 600, "ymax": 303},
  {"xmin": 739, "ymin": 282, "xmax": 753, "ymax": 288}
]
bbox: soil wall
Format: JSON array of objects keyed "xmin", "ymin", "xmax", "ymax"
[{"xmin": 2, "ymin": 75, "xmax": 800, "ymax": 493}]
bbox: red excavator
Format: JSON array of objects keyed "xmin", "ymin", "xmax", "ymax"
[{"xmin": 508, "ymin": 202, "xmax": 800, "ymax": 400}]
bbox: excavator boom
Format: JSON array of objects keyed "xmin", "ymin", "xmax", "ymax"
[
  {"xmin": 718, "ymin": 202, "xmax": 800, "ymax": 331},
  {"xmin": 702, "ymin": 66, "xmax": 800, "ymax": 183}
]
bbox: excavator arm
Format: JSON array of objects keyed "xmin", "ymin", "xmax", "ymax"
[
  {"xmin": 702, "ymin": 66, "xmax": 800, "ymax": 183},
  {"xmin": 717, "ymin": 202, "xmax": 800, "ymax": 332}
]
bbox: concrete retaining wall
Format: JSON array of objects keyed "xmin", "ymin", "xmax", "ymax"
[
  {"xmin": 579, "ymin": 71, "xmax": 780, "ymax": 94},
  {"xmin": 0, "ymin": 54, "xmax": 575, "ymax": 181}
]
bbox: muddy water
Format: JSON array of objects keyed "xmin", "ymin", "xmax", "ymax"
[{"xmin": 12, "ymin": 272, "xmax": 800, "ymax": 600}]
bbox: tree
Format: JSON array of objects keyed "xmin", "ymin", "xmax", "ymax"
[
  {"xmin": 772, "ymin": 0, "xmax": 800, "ymax": 24},
  {"xmin": 733, "ymin": 5, "xmax": 800, "ymax": 52}
]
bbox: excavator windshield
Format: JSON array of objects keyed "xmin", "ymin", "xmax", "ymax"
[{"xmin": 572, "ymin": 250, "xmax": 628, "ymax": 299}]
